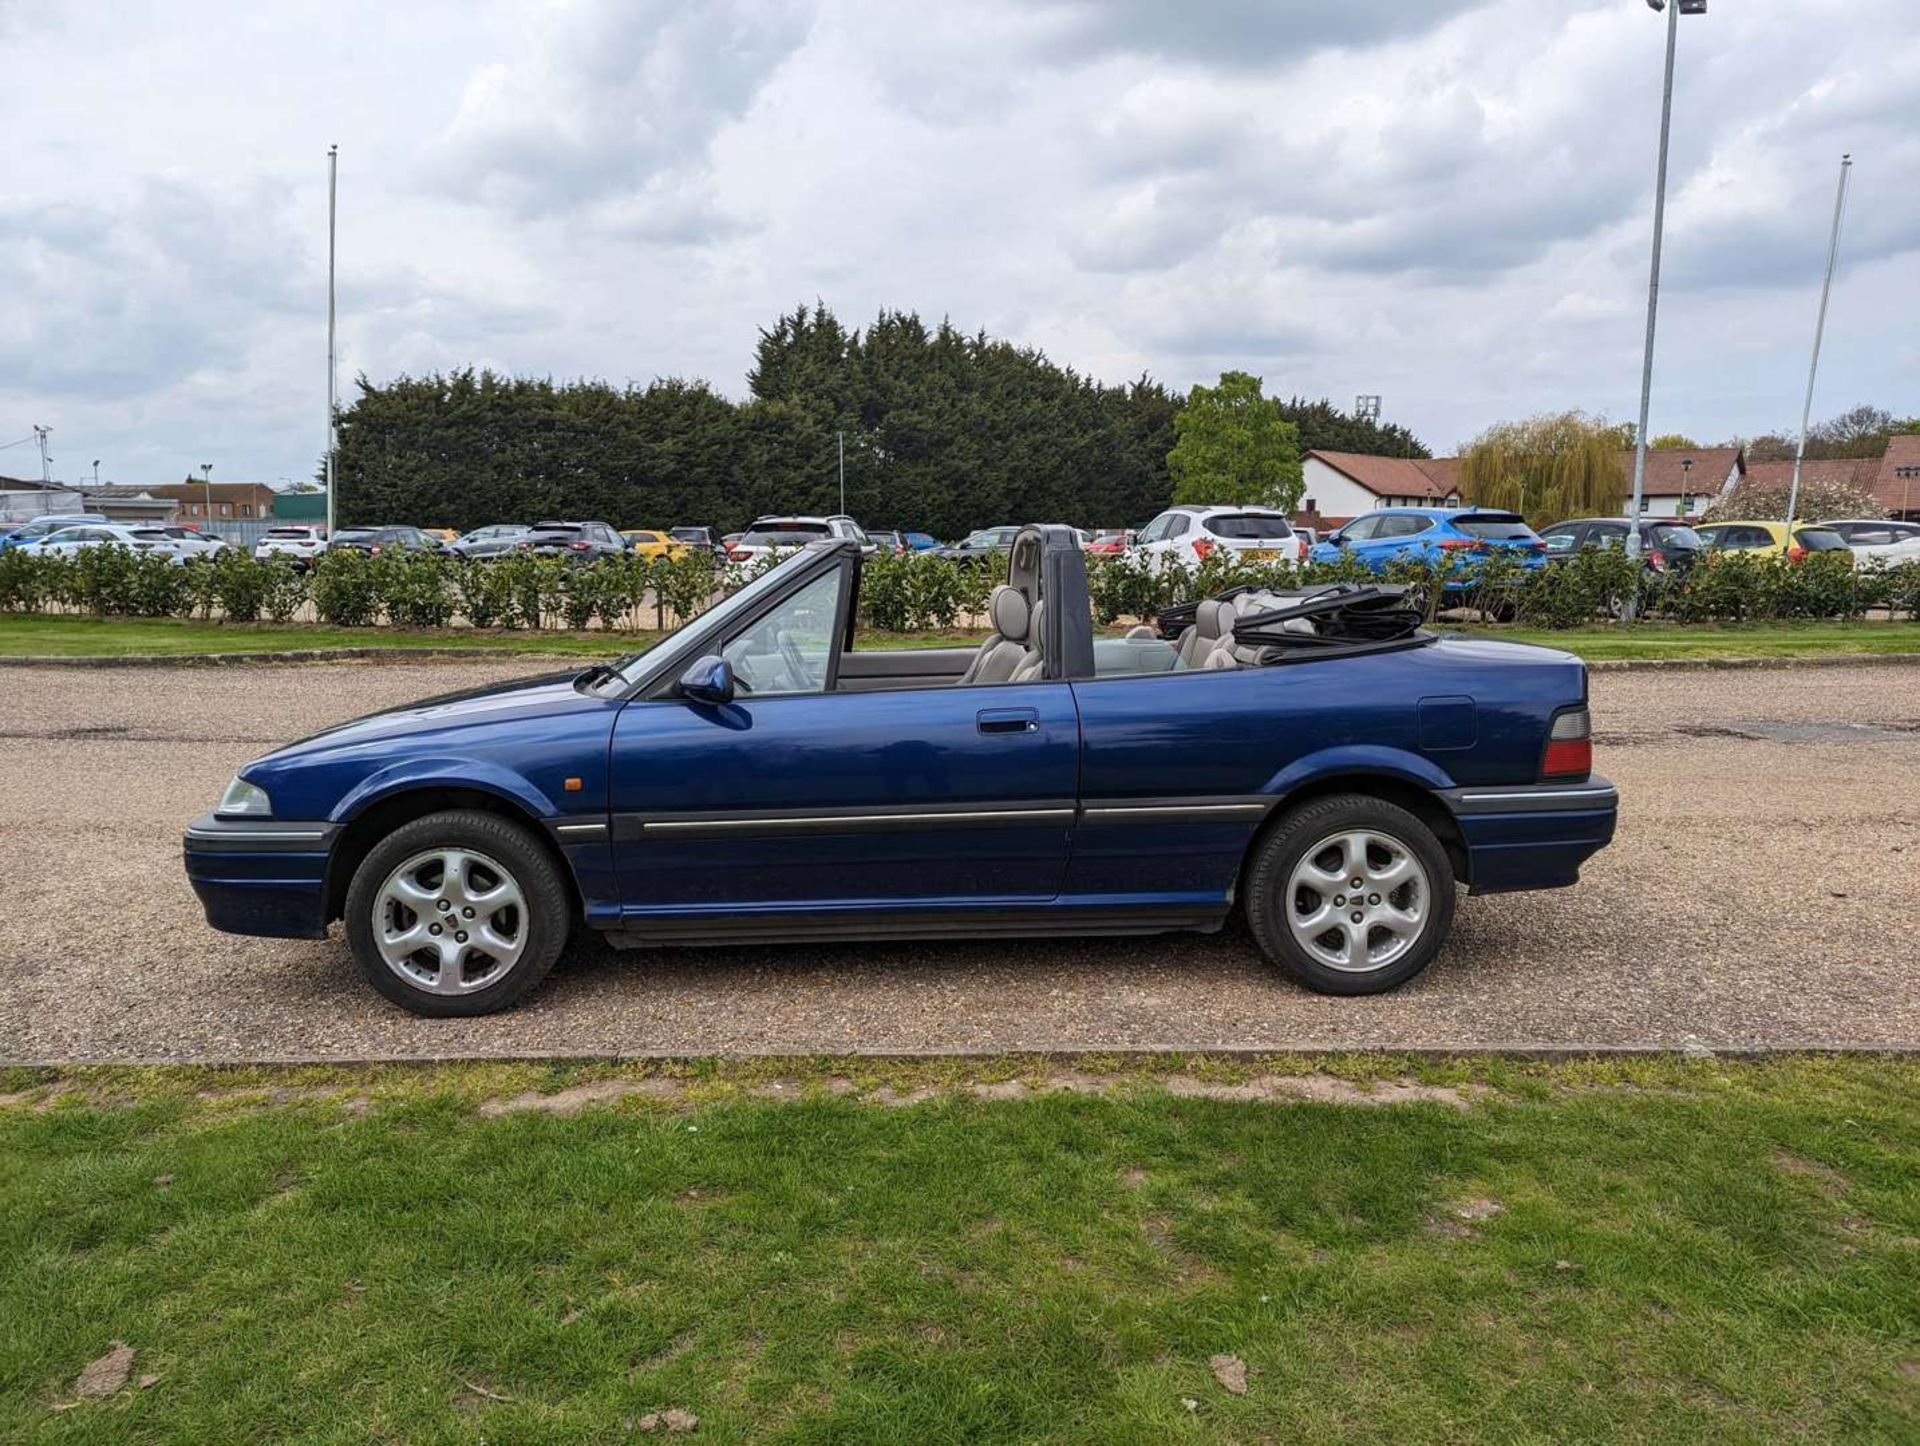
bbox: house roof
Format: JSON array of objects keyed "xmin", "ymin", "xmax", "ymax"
[
  {"xmin": 1874, "ymin": 434, "xmax": 1920, "ymax": 512},
  {"xmin": 1306, "ymin": 450, "xmax": 1460, "ymax": 500},
  {"xmin": 146, "ymin": 480, "xmax": 278, "ymax": 501},
  {"xmin": 1618, "ymin": 446, "xmax": 1744, "ymax": 495}
]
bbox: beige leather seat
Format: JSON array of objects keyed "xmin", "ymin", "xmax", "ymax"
[
  {"xmin": 1174, "ymin": 599, "xmax": 1226, "ymax": 669},
  {"xmin": 960, "ymin": 585, "xmax": 1033, "ymax": 685},
  {"xmin": 1009, "ymin": 599, "xmax": 1047, "ymax": 683}
]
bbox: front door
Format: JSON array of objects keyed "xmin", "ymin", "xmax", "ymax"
[{"xmin": 608, "ymin": 565, "xmax": 1080, "ymax": 921}]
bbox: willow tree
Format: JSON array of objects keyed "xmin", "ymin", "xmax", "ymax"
[{"xmin": 1458, "ymin": 412, "xmax": 1629, "ymax": 525}]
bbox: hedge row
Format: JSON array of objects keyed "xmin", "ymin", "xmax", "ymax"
[{"xmin": 1, "ymin": 542, "xmax": 1915, "ymax": 633}]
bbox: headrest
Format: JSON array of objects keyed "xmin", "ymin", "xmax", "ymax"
[
  {"xmin": 1028, "ymin": 598, "xmax": 1046, "ymax": 647},
  {"xmin": 989, "ymin": 585, "xmax": 1030, "ymax": 642},
  {"xmin": 1195, "ymin": 598, "xmax": 1224, "ymax": 640}
]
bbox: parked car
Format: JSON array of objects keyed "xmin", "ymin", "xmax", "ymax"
[
  {"xmin": 18, "ymin": 522, "xmax": 193, "ymax": 564},
  {"xmin": 934, "ymin": 525, "xmax": 1023, "ymax": 563},
  {"xmin": 0, "ymin": 514, "xmax": 109, "ymax": 553},
  {"xmin": 423, "ymin": 528, "xmax": 459, "ymax": 544},
  {"xmin": 449, "ymin": 524, "xmax": 531, "ymax": 560},
  {"xmin": 254, "ymin": 525, "xmax": 328, "ymax": 567},
  {"xmin": 621, "ymin": 529, "xmax": 691, "ymax": 559},
  {"xmin": 1817, "ymin": 518, "xmax": 1920, "ymax": 565},
  {"xmin": 328, "ymin": 526, "xmax": 447, "ymax": 556},
  {"xmin": 1084, "ymin": 532, "xmax": 1131, "ymax": 556},
  {"xmin": 669, "ymin": 526, "xmax": 719, "ymax": 553},
  {"xmin": 866, "ymin": 529, "xmax": 908, "ymax": 556},
  {"xmin": 1136, "ymin": 506, "xmax": 1306, "ymax": 568},
  {"xmin": 185, "ymin": 524, "xmax": 1616, "ymax": 1016},
  {"xmin": 902, "ymin": 531, "xmax": 941, "ymax": 552},
  {"xmin": 1693, "ymin": 521, "xmax": 1853, "ymax": 564},
  {"xmin": 518, "ymin": 520, "xmax": 626, "ymax": 560},
  {"xmin": 726, "ymin": 515, "xmax": 872, "ymax": 564},
  {"xmin": 155, "ymin": 525, "xmax": 230, "ymax": 559},
  {"xmin": 1538, "ymin": 517, "xmax": 1704, "ymax": 578},
  {"xmin": 1310, "ymin": 508, "xmax": 1548, "ymax": 584}
]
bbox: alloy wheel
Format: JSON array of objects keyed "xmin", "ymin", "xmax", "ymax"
[
  {"xmin": 373, "ymin": 848, "xmax": 527, "ymax": 995},
  {"xmin": 1285, "ymin": 829, "xmax": 1429, "ymax": 973}
]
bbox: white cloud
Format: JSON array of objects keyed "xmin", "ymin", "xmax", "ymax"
[{"xmin": 2, "ymin": 0, "xmax": 1917, "ymax": 490}]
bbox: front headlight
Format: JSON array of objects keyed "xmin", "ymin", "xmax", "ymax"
[{"xmin": 216, "ymin": 775, "xmax": 272, "ymax": 817}]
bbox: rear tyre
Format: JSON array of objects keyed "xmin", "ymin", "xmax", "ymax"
[
  {"xmin": 1244, "ymin": 793, "xmax": 1456, "ymax": 995},
  {"xmin": 344, "ymin": 809, "xmax": 572, "ymax": 1017}
]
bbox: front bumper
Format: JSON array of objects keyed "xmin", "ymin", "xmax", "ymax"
[
  {"xmin": 183, "ymin": 813, "xmax": 339, "ymax": 939},
  {"xmin": 1438, "ymin": 775, "xmax": 1618, "ymax": 894}
]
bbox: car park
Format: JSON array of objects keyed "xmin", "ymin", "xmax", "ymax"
[
  {"xmin": 867, "ymin": 529, "xmax": 908, "ymax": 556},
  {"xmin": 1693, "ymin": 521, "xmax": 1853, "ymax": 564},
  {"xmin": 185, "ymin": 524, "xmax": 1615, "ymax": 1016},
  {"xmin": 449, "ymin": 524, "xmax": 531, "ymax": 559},
  {"xmin": 17, "ymin": 522, "xmax": 194, "ymax": 563},
  {"xmin": 0, "ymin": 514, "xmax": 110, "ymax": 552},
  {"xmin": 328, "ymin": 525, "xmax": 447, "ymax": 556},
  {"xmin": 254, "ymin": 525, "xmax": 328, "ymax": 567},
  {"xmin": 1817, "ymin": 518, "xmax": 1920, "ymax": 565},
  {"xmin": 155, "ymin": 525, "xmax": 230, "ymax": 558},
  {"xmin": 1539, "ymin": 517, "xmax": 1703, "ymax": 579},
  {"xmin": 902, "ymin": 531, "xmax": 941, "ymax": 552},
  {"xmin": 1134, "ymin": 505, "xmax": 1306, "ymax": 568},
  {"xmin": 1310, "ymin": 508, "xmax": 1548, "ymax": 583},
  {"xmin": 669, "ymin": 526, "xmax": 719, "ymax": 553}
]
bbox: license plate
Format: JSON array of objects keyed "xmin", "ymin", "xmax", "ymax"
[{"xmin": 1243, "ymin": 549, "xmax": 1279, "ymax": 560}]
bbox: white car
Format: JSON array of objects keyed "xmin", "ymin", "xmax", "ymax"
[
  {"xmin": 1818, "ymin": 519, "xmax": 1920, "ymax": 565},
  {"xmin": 19, "ymin": 523, "xmax": 192, "ymax": 564},
  {"xmin": 253, "ymin": 525, "xmax": 328, "ymax": 567},
  {"xmin": 155, "ymin": 526, "xmax": 228, "ymax": 558},
  {"xmin": 1133, "ymin": 505, "xmax": 1307, "ymax": 569},
  {"xmin": 726, "ymin": 514, "xmax": 873, "ymax": 564}
]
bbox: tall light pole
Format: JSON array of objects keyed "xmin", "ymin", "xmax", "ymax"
[
  {"xmin": 92, "ymin": 459, "xmax": 100, "ymax": 489},
  {"xmin": 201, "ymin": 463, "xmax": 214, "ymax": 527},
  {"xmin": 326, "ymin": 143, "xmax": 339, "ymax": 541},
  {"xmin": 33, "ymin": 425, "xmax": 52, "ymax": 485},
  {"xmin": 1784, "ymin": 154, "xmax": 1853, "ymax": 546},
  {"xmin": 1624, "ymin": 0, "xmax": 1707, "ymax": 612},
  {"xmin": 1896, "ymin": 464, "xmax": 1918, "ymax": 520}
]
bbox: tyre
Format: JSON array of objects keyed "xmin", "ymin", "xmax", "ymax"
[
  {"xmin": 1243, "ymin": 793, "xmax": 1456, "ymax": 995},
  {"xmin": 343, "ymin": 809, "xmax": 572, "ymax": 1017}
]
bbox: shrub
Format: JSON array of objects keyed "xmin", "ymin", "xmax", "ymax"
[{"xmin": 309, "ymin": 550, "xmax": 382, "ymax": 627}]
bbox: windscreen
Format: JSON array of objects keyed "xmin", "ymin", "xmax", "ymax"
[
  {"xmin": 744, "ymin": 522, "xmax": 832, "ymax": 545},
  {"xmin": 332, "ymin": 530, "xmax": 376, "ymax": 543},
  {"xmin": 1453, "ymin": 514, "xmax": 1536, "ymax": 540},
  {"xmin": 1647, "ymin": 524, "xmax": 1702, "ymax": 549},
  {"xmin": 1205, "ymin": 514, "xmax": 1294, "ymax": 539},
  {"xmin": 529, "ymin": 523, "xmax": 583, "ymax": 536}
]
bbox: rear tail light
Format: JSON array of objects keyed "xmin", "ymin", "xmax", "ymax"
[
  {"xmin": 726, "ymin": 545, "xmax": 749, "ymax": 562},
  {"xmin": 1647, "ymin": 549, "xmax": 1668, "ymax": 571},
  {"xmin": 568, "ymin": 539, "xmax": 591, "ymax": 552},
  {"xmin": 1190, "ymin": 538, "xmax": 1214, "ymax": 561},
  {"xmin": 1437, "ymin": 538, "xmax": 1476, "ymax": 551},
  {"xmin": 1787, "ymin": 545, "xmax": 1807, "ymax": 563},
  {"xmin": 1542, "ymin": 706, "xmax": 1592, "ymax": 781},
  {"xmin": 1530, "ymin": 539, "xmax": 1548, "ymax": 552}
]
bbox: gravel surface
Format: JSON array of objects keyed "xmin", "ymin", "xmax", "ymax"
[{"xmin": 2, "ymin": 659, "xmax": 1917, "ymax": 1061}]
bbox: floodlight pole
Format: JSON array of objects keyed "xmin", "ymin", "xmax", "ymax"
[
  {"xmin": 1784, "ymin": 154, "xmax": 1852, "ymax": 546},
  {"xmin": 325, "ymin": 144, "xmax": 339, "ymax": 541},
  {"xmin": 1624, "ymin": 0, "xmax": 1689, "ymax": 610}
]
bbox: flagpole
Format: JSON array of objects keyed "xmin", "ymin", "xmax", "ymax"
[
  {"xmin": 325, "ymin": 144, "xmax": 339, "ymax": 540},
  {"xmin": 1784, "ymin": 154, "xmax": 1851, "ymax": 544}
]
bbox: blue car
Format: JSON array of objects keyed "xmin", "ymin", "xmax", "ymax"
[
  {"xmin": 185, "ymin": 525, "xmax": 1616, "ymax": 1015},
  {"xmin": 902, "ymin": 531, "xmax": 940, "ymax": 552},
  {"xmin": 0, "ymin": 514, "xmax": 110, "ymax": 553},
  {"xmin": 1310, "ymin": 507, "xmax": 1549, "ymax": 584}
]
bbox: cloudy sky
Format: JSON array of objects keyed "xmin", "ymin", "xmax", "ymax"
[{"xmin": 3, "ymin": 0, "xmax": 1917, "ymax": 488}]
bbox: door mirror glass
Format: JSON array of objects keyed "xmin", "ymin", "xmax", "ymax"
[{"xmin": 678, "ymin": 654, "xmax": 736, "ymax": 705}]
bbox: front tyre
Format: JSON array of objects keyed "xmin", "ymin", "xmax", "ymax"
[
  {"xmin": 1244, "ymin": 794, "xmax": 1456, "ymax": 995},
  {"xmin": 344, "ymin": 810, "xmax": 572, "ymax": 1017}
]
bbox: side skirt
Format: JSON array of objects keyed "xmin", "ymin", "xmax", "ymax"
[{"xmin": 598, "ymin": 902, "xmax": 1228, "ymax": 949}]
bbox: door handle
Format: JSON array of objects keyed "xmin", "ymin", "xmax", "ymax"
[{"xmin": 977, "ymin": 708, "xmax": 1039, "ymax": 735}]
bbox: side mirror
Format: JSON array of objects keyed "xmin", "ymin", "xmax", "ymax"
[
  {"xmin": 1329, "ymin": 532, "xmax": 1347, "ymax": 546},
  {"xmin": 678, "ymin": 654, "xmax": 736, "ymax": 705}
]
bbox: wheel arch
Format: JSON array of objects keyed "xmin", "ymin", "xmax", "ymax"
[
  {"xmin": 1239, "ymin": 772, "xmax": 1470, "ymax": 903},
  {"xmin": 324, "ymin": 785, "xmax": 582, "ymax": 924}
]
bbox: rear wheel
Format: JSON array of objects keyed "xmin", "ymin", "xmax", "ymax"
[
  {"xmin": 344, "ymin": 810, "xmax": 571, "ymax": 1016},
  {"xmin": 1244, "ymin": 794, "xmax": 1456, "ymax": 995}
]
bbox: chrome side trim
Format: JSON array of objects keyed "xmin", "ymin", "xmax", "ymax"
[
  {"xmin": 554, "ymin": 822, "xmax": 609, "ymax": 836},
  {"xmin": 640, "ymin": 806, "xmax": 1075, "ymax": 836},
  {"xmin": 1455, "ymin": 787, "xmax": 1615, "ymax": 803},
  {"xmin": 1080, "ymin": 801, "xmax": 1270, "ymax": 823},
  {"xmin": 186, "ymin": 827, "xmax": 328, "ymax": 841}
]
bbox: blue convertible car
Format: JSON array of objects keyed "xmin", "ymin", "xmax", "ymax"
[{"xmin": 185, "ymin": 525, "xmax": 1616, "ymax": 1015}]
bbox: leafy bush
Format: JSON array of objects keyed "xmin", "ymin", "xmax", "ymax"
[{"xmin": 309, "ymin": 550, "xmax": 382, "ymax": 627}]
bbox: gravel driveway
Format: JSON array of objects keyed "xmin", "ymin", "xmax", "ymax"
[{"xmin": 2, "ymin": 657, "xmax": 1916, "ymax": 1061}]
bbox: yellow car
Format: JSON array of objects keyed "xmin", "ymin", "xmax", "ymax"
[
  {"xmin": 1694, "ymin": 520, "xmax": 1853, "ymax": 565},
  {"xmin": 620, "ymin": 529, "xmax": 691, "ymax": 559},
  {"xmin": 423, "ymin": 527, "xmax": 459, "ymax": 544}
]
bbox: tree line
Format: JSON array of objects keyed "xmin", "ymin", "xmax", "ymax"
[{"xmin": 333, "ymin": 304, "xmax": 1427, "ymax": 538}]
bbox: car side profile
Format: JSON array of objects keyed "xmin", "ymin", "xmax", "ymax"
[
  {"xmin": 1816, "ymin": 518, "xmax": 1920, "ymax": 565},
  {"xmin": 0, "ymin": 514, "xmax": 110, "ymax": 552},
  {"xmin": 1539, "ymin": 517, "xmax": 1703, "ymax": 579},
  {"xmin": 1693, "ymin": 521, "xmax": 1852, "ymax": 564},
  {"xmin": 18, "ymin": 522, "xmax": 195, "ymax": 563},
  {"xmin": 329, "ymin": 525, "xmax": 446, "ymax": 556},
  {"xmin": 449, "ymin": 524, "xmax": 532, "ymax": 560},
  {"xmin": 1309, "ymin": 508, "xmax": 1548, "ymax": 584},
  {"xmin": 187, "ymin": 526, "xmax": 1616, "ymax": 1017}
]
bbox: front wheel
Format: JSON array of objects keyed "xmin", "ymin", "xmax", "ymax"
[
  {"xmin": 344, "ymin": 810, "xmax": 572, "ymax": 1016},
  {"xmin": 1243, "ymin": 794, "xmax": 1456, "ymax": 995}
]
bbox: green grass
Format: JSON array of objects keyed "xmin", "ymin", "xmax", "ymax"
[
  {"xmin": 2, "ymin": 612, "xmax": 1917, "ymax": 664},
  {"xmin": 1484, "ymin": 619, "xmax": 1920, "ymax": 662},
  {"xmin": 3, "ymin": 1056, "xmax": 1917, "ymax": 1442}
]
